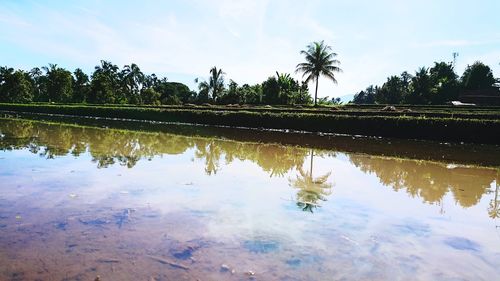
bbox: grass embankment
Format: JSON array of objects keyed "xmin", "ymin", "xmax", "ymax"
[{"xmin": 1, "ymin": 103, "xmax": 499, "ymax": 144}]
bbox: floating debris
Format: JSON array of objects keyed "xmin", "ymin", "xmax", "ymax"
[
  {"xmin": 97, "ymin": 258, "xmax": 120, "ymax": 263},
  {"xmin": 148, "ymin": 255, "xmax": 189, "ymax": 270},
  {"xmin": 15, "ymin": 215, "xmax": 22, "ymax": 220},
  {"xmin": 220, "ymin": 264, "xmax": 230, "ymax": 272},
  {"xmin": 245, "ymin": 270, "xmax": 255, "ymax": 276},
  {"xmin": 69, "ymin": 194, "xmax": 78, "ymax": 199}
]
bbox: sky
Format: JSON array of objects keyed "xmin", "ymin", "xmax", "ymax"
[{"xmin": 0, "ymin": 0, "xmax": 499, "ymax": 99}]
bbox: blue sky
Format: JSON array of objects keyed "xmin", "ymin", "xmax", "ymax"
[{"xmin": 1, "ymin": 0, "xmax": 499, "ymax": 98}]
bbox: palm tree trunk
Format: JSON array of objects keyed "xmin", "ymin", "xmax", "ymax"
[
  {"xmin": 309, "ymin": 149, "xmax": 314, "ymax": 177},
  {"xmin": 314, "ymin": 76, "xmax": 319, "ymax": 106}
]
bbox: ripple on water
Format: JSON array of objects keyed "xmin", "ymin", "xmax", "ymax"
[{"xmin": 392, "ymin": 221, "xmax": 431, "ymax": 237}]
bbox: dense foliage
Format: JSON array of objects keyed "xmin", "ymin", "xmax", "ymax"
[
  {"xmin": 0, "ymin": 61, "xmax": 314, "ymax": 106},
  {"xmin": 353, "ymin": 61, "xmax": 498, "ymax": 105}
]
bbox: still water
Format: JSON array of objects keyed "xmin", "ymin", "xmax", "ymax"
[{"xmin": 0, "ymin": 117, "xmax": 499, "ymax": 281}]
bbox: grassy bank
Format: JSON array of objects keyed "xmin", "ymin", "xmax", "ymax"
[{"xmin": 1, "ymin": 103, "xmax": 499, "ymax": 144}]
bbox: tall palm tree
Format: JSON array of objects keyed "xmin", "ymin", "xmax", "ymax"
[
  {"xmin": 296, "ymin": 41, "xmax": 342, "ymax": 106},
  {"xmin": 197, "ymin": 66, "xmax": 225, "ymax": 102}
]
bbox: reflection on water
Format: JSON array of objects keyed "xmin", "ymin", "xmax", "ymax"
[
  {"xmin": 0, "ymin": 117, "xmax": 499, "ymax": 280},
  {"xmin": 349, "ymin": 155, "xmax": 499, "ymax": 213},
  {"xmin": 289, "ymin": 149, "xmax": 333, "ymax": 213}
]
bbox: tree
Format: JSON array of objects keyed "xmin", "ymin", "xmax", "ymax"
[
  {"xmin": 0, "ymin": 67, "xmax": 33, "ymax": 103},
  {"xmin": 296, "ymin": 41, "xmax": 342, "ymax": 106},
  {"xmin": 89, "ymin": 60, "xmax": 121, "ymax": 104},
  {"xmin": 376, "ymin": 75, "xmax": 405, "ymax": 104},
  {"xmin": 121, "ymin": 63, "xmax": 144, "ymax": 104},
  {"xmin": 197, "ymin": 66, "xmax": 225, "ymax": 103},
  {"xmin": 89, "ymin": 72, "xmax": 115, "ymax": 104},
  {"xmin": 429, "ymin": 62, "xmax": 459, "ymax": 104},
  {"xmin": 43, "ymin": 64, "xmax": 73, "ymax": 103},
  {"xmin": 29, "ymin": 67, "xmax": 47, "ymax": 102},
  {"xmin": 261, "ymin": 76, "xmax": 280, "ymax": 104},
  {"xmin": 295, "ymin": 81, "xmax": 312, "ymax": 104},
  {"xmin": 461, "ymin": 61, "xmax": 495, "ymax": 90},
  {"xmin": 353, "ymin": 85, "xmax": 376, "ymax": 104},
  {"xmin": 240, "ymin": 84, "xmax": 262, "ymax": 104},
  {"xmin": 140, "ymin": 88, "xmax": 160, "ymax": 105},
  {"xmin": 73, "ymin": 68, "xmax": 90, "ymax": 103},
  {"xmin": 275, "ymin": 72, "xmax": 294, "ymax": 104},
  {"xmin": 218, "ymin": 80, "xmax": 244, "ymax": 104},
  {"xmin": 156, "ymin": 81, "xmax": 194, "ymax": 105},
  {"xmin": 405, "ymin": 68, "xmax": 431, "ymax": 104},
  {"xmin": 400, "ymin": 71, "xmax": 413, "ymax": 101}
]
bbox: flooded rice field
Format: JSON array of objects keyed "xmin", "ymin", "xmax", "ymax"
[{"xmin": 0, "ymin": 117, "xmax": 499, "ymax": 281}]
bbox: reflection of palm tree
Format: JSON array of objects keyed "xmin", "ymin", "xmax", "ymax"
[
  {"xmin": 289, "ymin": 149, "xmax": 333, "ymax": 212},
  {"xmin": 488, "ymin": 183, "xmax": 499, "ymax": 219},
  {"xmin": 195, "ymin": 141, "xmax": 222, "ymax": 175}
]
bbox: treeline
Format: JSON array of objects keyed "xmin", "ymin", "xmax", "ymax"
[
  {"xmin": 353, "ymin": 61, "xmax": 498, "ymax": 105},
  {"xmin": 0, "ymin": 61, "xmax": 312, "ymax": 106}
]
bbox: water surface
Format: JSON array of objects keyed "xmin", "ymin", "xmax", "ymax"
[{"xmin": 0, "ymin": 117, "xmax": 499, "ymax": 281}]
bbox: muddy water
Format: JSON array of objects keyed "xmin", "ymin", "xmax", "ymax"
[{"xmin": 0, "ymin": 117, "xmax": 499, "ymax": 281}]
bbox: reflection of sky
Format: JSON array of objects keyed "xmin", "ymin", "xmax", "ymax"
[{"xmin": 1, "ymin": 144, "xmax": 499, "ymax": 279}]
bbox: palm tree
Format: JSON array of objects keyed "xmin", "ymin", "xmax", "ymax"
[
  {"xmin": 296, "ymin": 41, "xmax": 342, "ymax": 106},
  {"xmin": 276, "ymin": 71, "xmax": 294, "ymax": 103},
  {"xmin": 122, "ymin": 63, "xmax": 145, "ymax": 104},
  {"xmin": 197, "ymin": 66, "xmax": 225, "ymax": 102}
]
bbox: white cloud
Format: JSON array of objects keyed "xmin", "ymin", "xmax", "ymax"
[{"xmin": 417, "ymin": 39, "xmax": 500, "ymax": 48}]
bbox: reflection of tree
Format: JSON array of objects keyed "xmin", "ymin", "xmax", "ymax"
[
  {"xmin": 289, "ymin": 149, "xmax": 333, "ymax": 212},
  {"xmin": 0, "ymin": 118, "xmax": 307, "ymax": 177},
  {"xmin": 194, "ymin": 140, "xmax": 222, "ymax": 175},
  {"xmin": 349, "ymin": 154, "xmax": 499, "ymax": 218},
  {"xmin": 488, "ymin": 181, "xmax": 499, "ymax": 219},
  {"xmin": 4, "ymin": 118, "xmax": 497, "ymax": 218}
]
